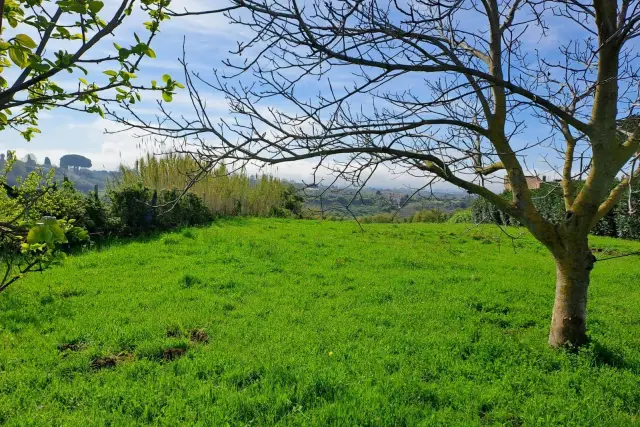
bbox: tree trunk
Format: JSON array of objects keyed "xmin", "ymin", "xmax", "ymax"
[{"xmin": 548, "ymin": 247, "xmax": 595, "ymax": 348}]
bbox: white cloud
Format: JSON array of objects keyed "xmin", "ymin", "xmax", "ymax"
[{"xmin": 164, "ymin": 0, "xmax": 250, "ymax": 38}]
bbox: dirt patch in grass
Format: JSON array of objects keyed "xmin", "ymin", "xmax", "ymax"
[
  {"xmin": 166, "ymin": 326, "xmax": 183, "ymax": 338},
  {"xmin": 189, "ymin": 328, "xmax": 209, "ymax": 344},
  {"xmin": 90, "ymin": 352, "xmax": 133, "ymax": 370},
  {"xmin": 163, "ymin": 347, "xmax": 187, "ymax": 361},
  {"xmin": 58, "ymin": 342, "xmax": 87, "ymax": 353}
]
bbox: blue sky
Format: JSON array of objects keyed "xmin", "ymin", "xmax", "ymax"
[{"xmin": 0, "ymin": 1, "xmax": 619, "ymax": 190}]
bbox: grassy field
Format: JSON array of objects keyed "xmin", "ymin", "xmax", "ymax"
[{"xmin": 2, "ymin": 219, "xmax": 640, "ymax": 426}]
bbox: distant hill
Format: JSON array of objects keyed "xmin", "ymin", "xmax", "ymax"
[{"xmin": 1, "ymin": 158, "xmax": 119, "ymax": 193}]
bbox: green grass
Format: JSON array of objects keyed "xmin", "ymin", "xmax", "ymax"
[{"xmin": 2, "ymin": 219, "xmax": 640, "ymax": 426}]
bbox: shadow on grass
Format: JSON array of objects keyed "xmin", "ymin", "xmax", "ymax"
[
  {"xmin": 563, "ymin": 339, "xmax": 632, "ymax": 371},
  {"xmin": 587, "ymin": 341, "xmax": 629, "ymax": 369},
  {"xmin": 87, "ymin": 216, "xmax": 253, "ymax": 252}
]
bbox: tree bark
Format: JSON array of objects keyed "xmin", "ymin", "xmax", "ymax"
[{"xmin": 548, "ymin": 246, "xmax": 595, "ymax": 348}]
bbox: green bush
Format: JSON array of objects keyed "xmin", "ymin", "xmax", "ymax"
[
  {"xmin": 0, "ymin": 163, "xmax": 90, "ymax": 292},
  {"xmin": 409, "ymin": 209, "xmax": 449, "ymax": 223},
  {"xmin": 592, "ymin": 209, "xmax": 617, "ymax": 237},
  {"xmin": 107, "ymin": 184, "xmax": 212, "ymax": 234},
  {"xmin": 57, "ymin": 219, "xmax": 90, "ymax": 252},
  {"xmin": 447, "ymin": 209, "xmax": 473, "ymax": 224},
  {"xmin": 471, "ymin": 182, "xmax": 640, "ymax": 240},
  {"xmin": 107, "ymin": 184, "xmax": 152, "ymax": 235},
  {"xmin": 275, "ymin": 184, "xmax": 304, "ymax": 218},
  {"xmin": 76, "ymin": 188, "xmax": 109, "ymax": 235},
  {"xmin": 614, "ymin": 189, "xmax": 640, "ymax": 240},
  {"xmin": 155, "ymin": 189, "xmax": 212, "ymax": 229},
  {"xmin": 28, "ymin": 178, "xmax": 87, "ymax": 225},
  {"xmin": 471, "ymin": 193, "xmax": 520, "ymax": 226}
]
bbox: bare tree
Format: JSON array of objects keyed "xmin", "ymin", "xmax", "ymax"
[{"xmin": 115, "ymin": 0, "xmax": 640, "ymax": 348}]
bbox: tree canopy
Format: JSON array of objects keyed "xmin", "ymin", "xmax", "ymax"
[
  {"xmin": 0, "ymin": 0, "xmax": 180, "ymax": 140},
  {"xmin": 60, "ymin": 154, "xmax": 92, "ymax": 169}
]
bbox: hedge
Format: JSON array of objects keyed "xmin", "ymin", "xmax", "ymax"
[{"xmin": 472, "ymin": 182, "xmax": 640, "ymax": 240}]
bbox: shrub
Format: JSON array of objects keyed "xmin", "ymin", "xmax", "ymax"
[
  {"xmin": 409, "ymin": 209, "xmax": 449, "ymax": 223},
  {"xmin": 448, "ymin": 209, "xmax": 473, "ymax": 224},
  {"xmin": 471, "ymin": 193, "xmax": 520, "ymax": 226},
  {"xmin": 57, "ymin": 219, "xmax": 90, "ymax": 252},
  {"xmin": 276, "ymin": 183, "xmax": 304, "ymax": 218},
  {"xmin": 614, "ymin": 187, "xmax": 640, "ymax": 240},
  {"xmin": 471, "ymin": 182, "xmax": 640, "ymax": 239},
  {"xmin": 155, "ymin": 189, "xmax": 212, "ymax": 229},
  {"xmin": 106, "ymin": 184, "xmax": 212, "ymax": 234},
  {"xmin": 83, "ymin": 191, "xmax": 110, "ymax": 234},
  {"xmin": 0, "ymin": 162, "xmax": 89, "ymax": 292},
  {"xmin": 592, "ymin": 209, "xmax": 618, "ymax": 237},
  {"xmin": 107, "ymin": 184, "xmax": 152, "ymax": 235},
  {"xmin": 28, "ymin": 178, "xmax": 87, "ymax": 226}
]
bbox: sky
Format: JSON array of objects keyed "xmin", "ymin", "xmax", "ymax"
[{"xmin": 0, "ymin": 1, "xmax": 620, "ymax": 191}]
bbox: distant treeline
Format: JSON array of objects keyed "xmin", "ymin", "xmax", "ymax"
[{"xmin": 302, "ymin": 188, "xmax": 470, "ymax": 219}]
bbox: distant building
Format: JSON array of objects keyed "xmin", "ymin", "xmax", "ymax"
[{"xmin": 504, "ymin": 175, "xmax": 546, "ymax": 192}]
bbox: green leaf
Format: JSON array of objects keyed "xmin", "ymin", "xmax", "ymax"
[
  {"xmin": 88, "ymin": 1, "xmax": 104, "ymax": 14},
  {"xmin": 162, "ymin": 91, "xmax": 173, "ymax": 102},
  {"xmin": 15, "ymin": 34, "xmax": 37, "ymax": 49},
  {"xmin": 79, "ymin": 77, "xmax": 88, "ymax": 85},
  {"xmin": 120, "ymin": 71, "xmax": 137, "ymax": 80},
  {"xmin": 103, "ymin": 70, "xmax": 118, "ymax": 77},
  {"xmin": 27, "ymin": 225, "xmax": 51, "ymax": 245},
  {"xmin": 49, "ymin": 224, "xmax": 67, "ymax": 243},
  {"xmin": 8, "ymin": 47, "xmax": 27, "ymax": 68},
  {"xmin": 146, "ymin": 47, "xmax": 156, "ymax": 58},
  {"xmin": 162, "ymin": 74, "xmax": 171, "ymax": 83}
]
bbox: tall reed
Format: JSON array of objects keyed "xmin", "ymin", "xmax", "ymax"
[{"xmin": 116, "ymin": 154, "xmax": 290, "ymax": 217}]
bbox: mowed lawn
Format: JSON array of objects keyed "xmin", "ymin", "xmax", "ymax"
[{"xmin": 2, "ymin": 219, "xmax": 640, "ymax": 426}]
